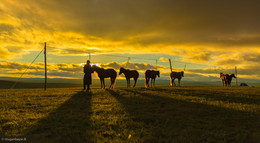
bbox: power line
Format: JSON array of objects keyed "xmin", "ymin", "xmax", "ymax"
[{"xmin": 10, "ymin": 48, "xmax": 44, "ymax": 89}]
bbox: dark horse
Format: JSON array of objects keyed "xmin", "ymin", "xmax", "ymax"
[
  {"xmin": 170, "ymin": 71, "xmax": 184, "ymax": 86},
  {"xmin": 92, "ymin": 65, "xmax": 117, "ymax": 89},
  {"xmin": 224, "ymin": 73, "xmax": 236, "ymax": 87},
  {"xmin": 145, "ymin": 70, "xmax": 160, "ymax": 88},
  {"xmin": 119, "ymin": 67, "xmax": 139, "ymax": 88}
]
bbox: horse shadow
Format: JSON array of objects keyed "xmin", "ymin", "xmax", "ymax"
[
  {"xmin": 107, "ymin": 89, "xmax": 260, "ymax": 142},
  {"xmin": 22, "ymin": 91, "xmax": 93, "ymax": 143},
  {"xmin": 147, "ymin": 87, "xmax": 260, "ymax": 105}
]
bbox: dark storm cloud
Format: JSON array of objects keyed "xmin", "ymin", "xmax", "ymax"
[
  {"xmin": 1, "ymin": 0, "xmax": 260, "ymax": 81},
  {"xmin": 36, "ymin": 0, "xmax": 260, "ymax": 45},
  {"xmin": 3, "ymin": 0, "xmax": 258, "ymax": 45}
]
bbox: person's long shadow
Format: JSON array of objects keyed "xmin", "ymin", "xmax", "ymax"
[
  {"xmin": 23, "ymin": 91, "xmax": 93, "ymax": 143},
  {"xmin": 107, "ymin": 89, "xmax": 260, "ymax": 142}
]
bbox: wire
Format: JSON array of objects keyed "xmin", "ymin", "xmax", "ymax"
[{"xmin": 10, "ymin": 48, "xmax": 44, "ymax": 89}]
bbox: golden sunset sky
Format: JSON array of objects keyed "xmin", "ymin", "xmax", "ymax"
[{"xmin": 0, "ymin": 0, "xmax": 260, "ymax": 84}]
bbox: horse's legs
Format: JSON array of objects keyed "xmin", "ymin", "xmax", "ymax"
[
  {"xmin": 103, "ymin": 79, "xmax": 106, "ymax": 89},
  {"xmin": 151, "ymin": 79, "xmax": 154, "ymax": 88},
  {"xmin": 127, "ymin": 78, "xmax": 129, "ymax": 88},
  {"xmin": 100, "ymin": 79, "xmax": 103, "ymax": 89},
  {"xmin": 133, "ymin": 78, "xmax": 137, "ymax": 87},
  {"xmin": 153, "ymin": 79, "xmax": 155, "ymax": 87},
  {"xmin": 147, "ymin": 78, "xmax": 150, "ymax": 88},
  {"xmin": 178, "ymin": 79, "xmax": 181, "ymax": 86},
  {"xmin": 109, "ymin": 78, "xmax": 112, "ymax": 89}
]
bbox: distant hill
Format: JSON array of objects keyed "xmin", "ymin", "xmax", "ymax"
[
  {"xmin": 1, "ymin": 76, "xmax": 258, "ymax": 89},
  {"xmin": 0, "ymin": 80, "xmax": 81, "ymax": 89},
  {"xmin": 0, "ymin": 79, "xmax": 223, "ymax": 89}
]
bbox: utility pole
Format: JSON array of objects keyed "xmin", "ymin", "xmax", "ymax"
[
  {"xmin": 156, "ymin": 59, "xmax": 158, "ymax": 70},
  {"xmin": 128, "ymin": 57, "xmax": 130, "ymax": 63},
  {"xmin": 235, "ymin": 66, "xmax": 238, "ymax": 86},
  {"xmin": 44, "ymin": 42, "xmax": 47, "ymax": 91},
  {"xmin": 169, "ymin": 59, "xmax": 172, "ymax": 73}
]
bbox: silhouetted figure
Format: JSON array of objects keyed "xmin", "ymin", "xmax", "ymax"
[
  {"xmin": 119, "ymin": 67, "xmax": 139, "ymax": 88},
  {"xmin": 145, "ymin": 70, "xmax": 160, "ymax": 88},
  {"xmin": 92, "ymin": 65, "xmax": 117, "ymax": 89},
  {"xmin": 83, "ymin": 60, "xmax": 93, "ymax": 90},
  {"xmin": 170, "ymin": 71, "xmax": 184, "ymax": 86}
]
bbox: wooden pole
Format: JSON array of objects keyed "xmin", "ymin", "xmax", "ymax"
[
  {"xmin": 128, "ymin": 57, "xmax": 130, "ymax": 63},
  {"xmin": 169, "ymin": 59, "xmax": 172, "ymax": 72},
  {"xmin": 235, "ymin": 66, "xmax": 238, "ymax": 86},
  {"xmin": 89, "ymin": 53, "xmax": 91, "ymax": 60},
  {"xmin": 156, "ymin": 59, "xmax": 158, "ymax": 70},
  {"xmin": 44, "ymin": 42, "xmax": 47, "ymax": 91}
]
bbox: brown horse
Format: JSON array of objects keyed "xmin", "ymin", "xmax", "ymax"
[
  {"xmin": 224, "ymin": 74, "xmax": 236, "ymax": 87},
  {"xmin": 145, "ymin": 70, "xmax": 160, "ymax": 88},
  {"xmin": 220, "ymin": 72, "xmax": 226, "ymax": 86},
  {"xmin": 92, "ymin": 65, "xmax": 117, "ymax": 89},
  {"xmin": 119, "ymin": 67, "xmax": 139, "ymax": 88},
  {"xmin": 170, "ymin": 71, "xmax": 184, "ymax": 86}
]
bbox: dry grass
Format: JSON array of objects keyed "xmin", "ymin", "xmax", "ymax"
[{"xmin": 0, "ymin": 86, "xmax": 259, "ymax": 142}]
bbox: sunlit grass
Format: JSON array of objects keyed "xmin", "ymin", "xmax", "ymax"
[{"xmin": 0, "ymin": 86, "xmax": 259, "ymax": 142}]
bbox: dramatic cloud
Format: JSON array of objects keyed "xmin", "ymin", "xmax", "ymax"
[
  {"xmin": 188, "ymin": 65, "xmax": 260, "ymax": 79},
  {"xmin": 159, "ymin": 57, "xmax": 169, "ymax": 63},
  {"xmin": 100, "ymin": 62, "xmax": 167, "ymax": 71},
  {"xmin": 0, "ymin": 61, "xmax": 84, "ymax": 78},
  {"xmin": 0, "ymin": 0, "xmax": 260, "ymax": 83}
]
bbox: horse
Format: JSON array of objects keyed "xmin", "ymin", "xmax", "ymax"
[
  {"xmin": 220, "ymin": 72, "xmax": 226, "ymax": 86},
  {"xmin": 224, "ymin": 74, "xmax": 236, "ymax": 87},
  {"xmin": 92, "ymin": 65, "xmax": 117, "ymax": 89},
  {"xmin": 170, "ymin": 71, "xmax": 184, "ymax": 86},
  {"xmin": 119, "ymin": 67, "xmax": 139, "ymax": 88},
  {"xmin": 145, "ymin": 70, "xmax": 160, "ymax": 88}
]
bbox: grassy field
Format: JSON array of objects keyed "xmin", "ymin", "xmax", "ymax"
[{"xmin": 0, "ymin": 86, "xmax": 259, "ymax": 142}]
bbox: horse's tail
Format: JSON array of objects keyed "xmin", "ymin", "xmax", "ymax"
[
  {"xmin": 112, "ymin": 77, "xmax": 116, "ymax": 88},
  {"xmin": 145, "ymin": 74, "xmax": 148, "ymax": 88},
  {"xmin": 112, "ymin": 71, "xmax": 117, "ymax": 88}
]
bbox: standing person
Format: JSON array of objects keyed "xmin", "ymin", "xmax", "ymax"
[{"xmin": 83, "ymin": 60, "xmax": 93, "ymax": 90}]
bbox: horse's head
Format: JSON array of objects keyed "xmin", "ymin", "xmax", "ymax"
[
  {"xmin": 119, "ymin": 67, "xmax": 124, "ymax": 75},
  {"xmin": 92, "ymin": 65, "xmax": 101, "ymax": 72},
  {"xmin": 220, "ymin": 72, "xmax": 223, "ymax": 78},
  {"xmin": 230, "ymin": 73, "xmax": 236, "ymax": 78},
  {"xmin": 92, "ymin": 65, "xmax": 97, "ymax": 70},
  {"xmin": 181, "ymin": 71, "xmax": 184, "ymax": 77},
  {"xmin": 156, "ymin": 71, "xmax": 160, "ymax": 77}
]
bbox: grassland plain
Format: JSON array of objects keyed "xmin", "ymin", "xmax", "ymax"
[{"xmin": 0, "ymin": 86, "xmax": 259, "ymax": 142}]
